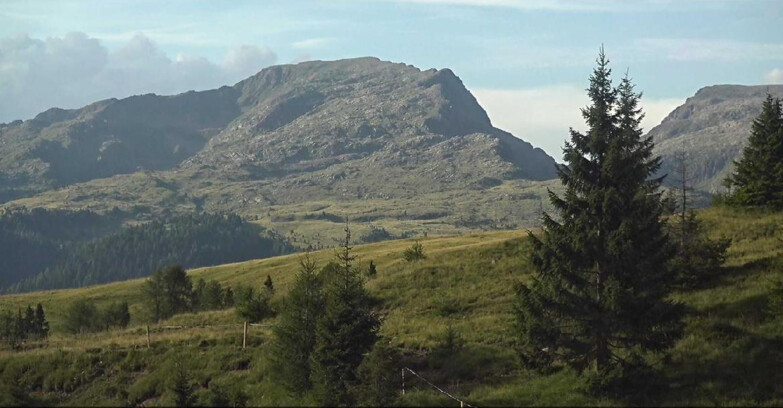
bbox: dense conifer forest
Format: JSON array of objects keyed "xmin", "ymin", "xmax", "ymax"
[{"xmin": 1, "ymin": 211, "xmax": 292, "ymax": 293}]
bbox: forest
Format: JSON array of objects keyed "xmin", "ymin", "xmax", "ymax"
[{"xmin": 1, "ymin": 211, "xmax": 292, "ymax": 293}]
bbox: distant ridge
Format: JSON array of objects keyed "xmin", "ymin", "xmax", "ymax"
[
  {"xmin": 0, "ymin": 57, "xmax": 557, "ymax": 207},
  {"xmin": 649, "ymin": 84, "xmax": 783, "ymax": 193}
]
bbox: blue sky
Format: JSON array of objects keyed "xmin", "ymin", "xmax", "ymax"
[{"xmin": 1, "ymin": 0, "xmax": 782, "ymax": 158}]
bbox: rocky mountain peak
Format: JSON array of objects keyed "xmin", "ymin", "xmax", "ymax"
[{"xmin": 650, "ymin": 84, "xmax": 783, "ymax": 192}]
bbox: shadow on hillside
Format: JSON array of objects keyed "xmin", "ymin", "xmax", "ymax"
[
  {"xmin": 663, "ymin": 331, "xmax": 783, "ymax": 404},
  {"xmin": 693, "ymin": 254, "xmax": 783, "ymax": 292},
  {"xmin": 401, "ymin": 343, "xmax": 519, "ymax": 399},
  {"xmin": 695, "ymin": 294, "xmax": 770, "ymax": 324}
]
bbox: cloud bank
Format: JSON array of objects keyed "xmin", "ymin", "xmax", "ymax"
[
  {"xmin": 764, "ymin": 68, "xmax": 783, "ymax": 84},
  {"xmin": 0, "ymin": 32, "xmax": 277, "ymax": 123},
  {"xmin": 473, "ymin": 86, "xmax": 683, "ymax": 160}
]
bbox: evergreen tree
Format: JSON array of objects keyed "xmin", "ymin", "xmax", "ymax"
[
  {"xmin": 102, "ymin": 301, "xmax": 131, "ymax": 330},
  {"xmin": 669, "ymin": 151, "xmax": 730, "ymax": 288},
  {"xmin": 403, "ymin": 240, "xmax": 426, "ymax": 262},
  {"xmin": 311, "ymin": 227, "xmax": 380, "ymax": 406},
  {"xmin": 144, "ymin": 269, "xmax": 166, "ymax": 322},
  {"xmin": 203, "ymin": 281, "xmax": 225, "ymax": 310},
  {"xmin": 169, "ymin": 364, "xmax": 196, "ymax": 407},
  {"xmin": 23, "ymin": 305, "xmax": 35, "ymax": 338},
  {"xmin": 162, "ymin": 265, "xmax": 193, "ymax": 315},
  {"xmin": 11, "ymin": 309, "xmax": 25, "ymax": 347},
  {"xmin": 193, "ymin": 278, "xmax": 207, "ymax": 311},
  {"xmin": 222, "ymin": 287, "xmax": 235, "ymax": 308},
  {"xmin": 354, "ymin": 339, "xmax": 401, "ymax": 407},
  {"xmin": 144, "ymin": 265, "xmax": 193, "ymax": 322},
  {"xmin": 0, "ymin": 310, "xmax": 13, "ymax": 346},
  {"xmin": 367, "ymin": 260, "xmax": 377, "ymax": 278},
  {"xmin": 724, "ymin": 94, "xmax": 783, "ymax": 208},
  {"xmin": 514, "ymin": 50, "xmax": 684, "ymax": 380},
  {"xmin": 264, "ymin": 274, "xmax": 275, "ymax": 295},
  {"xmin": 234, "ymin": 285, "xmax": 273, "ymax": 323},
  {"xmin": 269, "ymin": 254, "xmax": 325, "ymax": 393},
  {"xmin": 34, "ymin": 303, "xmax": 49, "ymax": 339}
]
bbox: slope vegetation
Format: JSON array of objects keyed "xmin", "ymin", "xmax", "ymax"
[{"xmin": 1, "ymin": 207, "xmax": 782, "ymax": 406}]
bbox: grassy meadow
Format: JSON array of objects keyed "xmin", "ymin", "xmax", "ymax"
[{"xmin": 1, "ymin": 206, "xmax": 782, "ymax": 406}]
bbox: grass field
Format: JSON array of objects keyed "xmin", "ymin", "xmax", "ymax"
[{"xmin": 1, "ymin": 206, "xmax": 782, "ymax": 406}]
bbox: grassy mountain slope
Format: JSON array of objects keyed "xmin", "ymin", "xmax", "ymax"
[
  {"xmin": 1, "ymin": 206, "xmax": 782, "ymax": 406},
  {"xmin": 651, "ymin": 84, "xmax": 783, "ymax": 193}
]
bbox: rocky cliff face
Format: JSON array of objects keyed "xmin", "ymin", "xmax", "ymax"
[
  {"xmin": 0, "ymin": 57, "xmax": 557, "ymax": 208},
  {"xmin": 181, "ymin": 57, "xmax": 556, "ymax": 200},
  {"xmin": 650, "ymin": 84, "xmax": 783, "ymax": 193}
]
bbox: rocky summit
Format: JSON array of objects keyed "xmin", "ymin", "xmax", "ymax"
[
  {"xmin": 181, "ymin": 57, "xmax": 557, "ymax": 201},
  {"xmin": 0, "ymin": 58, "xmax": 559, "ymax": 241},
  {"xmin": 651, "ymin": 84, "xmax": 783, "ymax": 193}
]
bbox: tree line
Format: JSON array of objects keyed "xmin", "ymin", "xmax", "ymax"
[
  {"xmin": 137, "ymin": 227, "xmax": 396, "ymax": 405},
  {"xmin": 8, "ymin": 213, "xmax": 293, "ymax": 293},
  {"xmin": 0, "ymin": 304, "xmax": 49, "ymax": 348},
  {"xmin": 0, "ymin": 208, "xmax": 122, "ymax": 290}
]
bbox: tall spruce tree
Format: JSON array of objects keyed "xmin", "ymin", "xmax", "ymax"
[
  {"xmin": 724, "ymin": 94, "xmax": 783, "ymax": 208},
  {"xmin": 269, "ymin": 254, "xmax": 325, "ymax": 393},
  {"xmin": 311, "ymin": 227, "xmax": 380, "ymax": 406},
  {"xmin": 34, "ymin": 303, "xmax": 48, "ymax": 339},
  {"xmin": 669, "ymin": 151, "xmax": 730, "ymax": 288},
  {"xmin": 514, "ymin": 49, "xmax": 684, "ymax": 378}
]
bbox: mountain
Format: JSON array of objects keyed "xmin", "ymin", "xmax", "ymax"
[
  {"xmin": 1, "ymin": 57, "xmax": 559, "ymax": 243},
  {"xmin": 650, "ymin": 84, "xmax": 783, "ymax": 193},
  {"xmin": 0, "ymin": 87, "xmax": 241, "ymax": 202},
  {"xmin": 181, "ymin": 58, "xmax": 557, "ymax": 197}
]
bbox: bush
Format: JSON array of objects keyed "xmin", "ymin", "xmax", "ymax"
[
  {"xmin": 168, "ymin": 364, "xmax": 196, "ymax": 407},
  {"xmin": 403, "ymin": 240, "xmax": 426, "ymax": 262},
  {"xmin": 102, "ymin": 302, "xmax": 131, "ymax": 330},
  {"xmin": 234, "ymin": 286, "xmax": 273, "ymax": 323},
  {"xmin": 64, "ymin": 299, "xmax": 99, "ymax": 334}
]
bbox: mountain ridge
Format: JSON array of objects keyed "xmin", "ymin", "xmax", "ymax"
[
  {"xmin": 0, "ymin": 57, "xmax": 560, "ymax": 243},
  {"xmin": 650, "ymin": 84, "xmax": 783, "ymax": 193}
]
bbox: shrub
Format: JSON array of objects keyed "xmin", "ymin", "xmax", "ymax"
[
  {"xmin": 102, "ymin": 301, "xmax": 131, "ymax": 330},
  {"xmin": 64, "ymin": 299, "xmax": 99, "ymax": 334},
  {"xmin": 353, "ymin": 340, "xmax": 401, "ymax": 407},
  {"xmin": 403, "ymin": 240, "xmax": 426, "ymax": 262},
  {"xmin": 234, "ymin": 286, "xmax": 273, "ymax": 323}
]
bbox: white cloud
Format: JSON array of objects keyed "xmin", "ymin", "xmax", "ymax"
[
  {"xmin": 387, "ymin": 0, "xmax": 623, "ymax": 11},
  {"xmin": 632, "ymin": 38, "xmax": 783, "ymax": 62},
  {"xmin": 764, "ymin": 68, "xmax": 783, "ymax": 84},
  {"xmin": 0, "ymin": 32, "xmax": 277, "ymax": 123},
  {"xmin": 222, "ymin": 44, "xmax": 277, "ymax": 75},
  {"xmin": 473, "ymin": 85, "xmax": 683, "ymax": 161},
  {"xmin": 373, "ymin": 0, "xmax": 736, "ymax": 12},
  {"xmin": 291, "ymin": 37, "xmax": 333, "ymax": 50}
]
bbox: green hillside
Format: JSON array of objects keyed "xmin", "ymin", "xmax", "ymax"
[{"xmin": 1, "ymin": 206, "xmax": 782, "ymax": 406}]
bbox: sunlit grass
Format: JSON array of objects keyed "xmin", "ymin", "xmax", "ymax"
[{"xmin": 1, "ymin": 206, "xmax": 783, "ymax": 405}]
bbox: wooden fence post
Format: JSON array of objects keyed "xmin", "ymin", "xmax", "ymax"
[
  {"xmin": 146, "ymin": 325, "xmax": 151, "ymax": 349},
  {"xmin": 242, "ymin": 321, "xmax": 248, "ymax": 349},
  {"xmin": 402, "ymin": 368, "xmax": 405, "ymax": 396}
]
